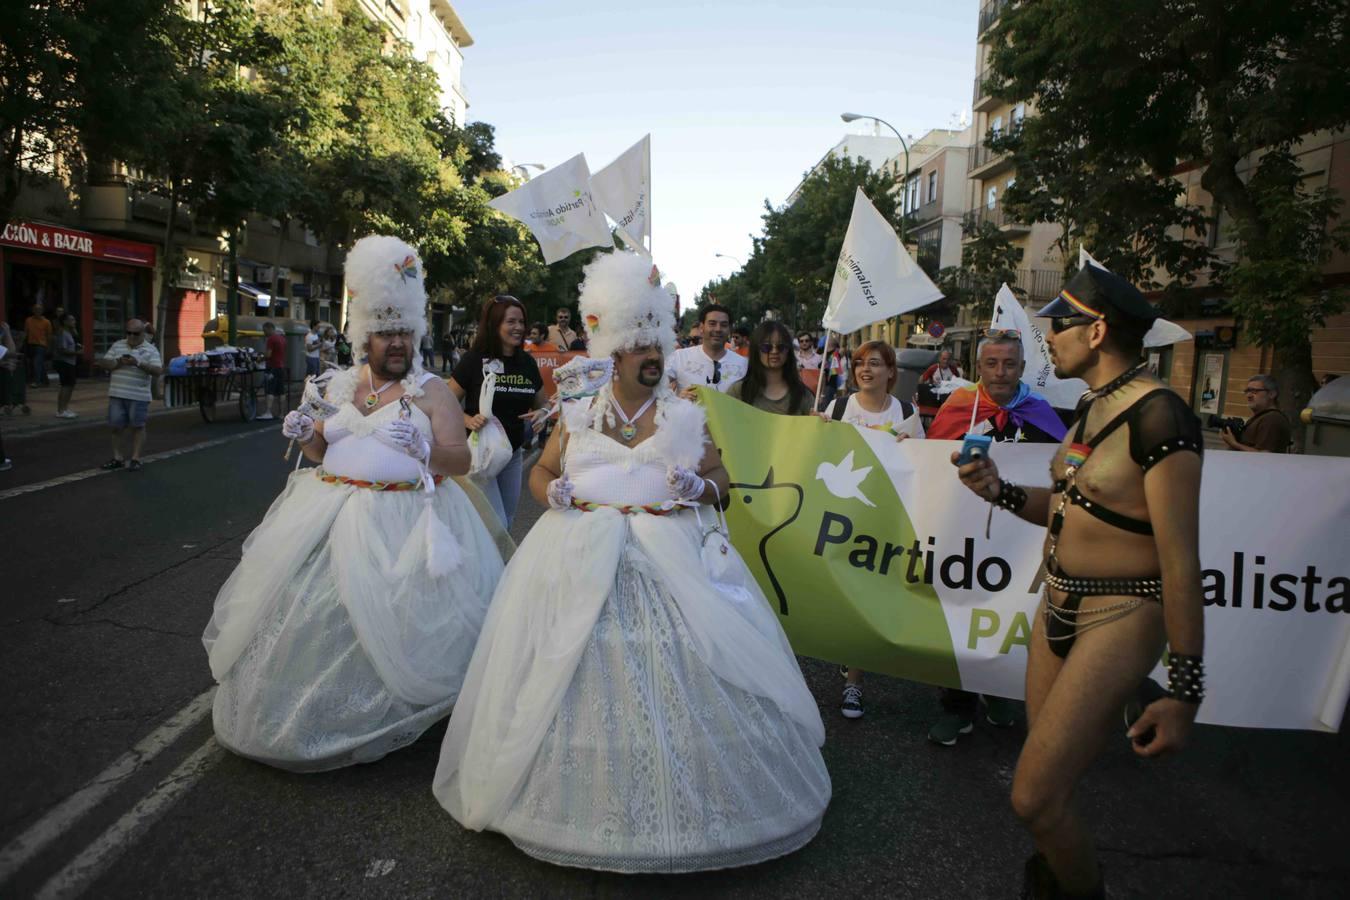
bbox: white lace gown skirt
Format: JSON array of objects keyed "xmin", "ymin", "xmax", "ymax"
[
  {"xmin": 206, "ymin": 473, "xmax": 504, "ymax": 772},
  {"xmin": 492, "ymin": 545, "xmax": 831, "ymax": 873}
]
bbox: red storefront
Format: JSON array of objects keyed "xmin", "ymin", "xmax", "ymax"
[{"xmin": 1, "ymin": 220, "xmax": 157, "ymax": 366}]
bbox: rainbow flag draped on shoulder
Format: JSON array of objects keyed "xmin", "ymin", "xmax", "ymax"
[{"xmin": 928, "ymin": 382, "xmax": 1069, "ymax": 441}]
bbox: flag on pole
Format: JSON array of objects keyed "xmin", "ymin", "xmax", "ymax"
[
  {"xmin": 993, "ymin": 283, "xmax": 1088, "ymax": 409},
  {"xmin": 1077, "ymin": 246, "xmax": 1192, "ymax": 348},
  {"xmin": 591, "ymin": 134, "xmax": 651, "ymax": 254},
  {"xmin": 488, "ymin": 154, "xmax": 614, "ymax": 264},
  {"xmin": 822, "ymin": 189, "xmax": 943, "ymax": 334}
]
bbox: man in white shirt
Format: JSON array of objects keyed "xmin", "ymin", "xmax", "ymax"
[
  {"xmin": 669, "ymin": 304, "xmax": 747, "ymax": 397},
  {"xmin": 304, "ymin": 320, "xmax": 322, "ymax": 377},
  {"xmin": 96, "ymin": 318, "xmax": 163, "ymax": 471},
  {"xmin": 796, "ymin": 333, "xmax": 822, "ymax": 370}
]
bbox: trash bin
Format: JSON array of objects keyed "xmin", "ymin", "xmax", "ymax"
[{"xmin": 1302, "ymin": 377, "xmax": 1350, "ymax": 457}]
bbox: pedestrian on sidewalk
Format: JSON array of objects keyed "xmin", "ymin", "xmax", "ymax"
[
  {"xmin": 420, "ymin": 329, "xmax": 436, "ymax": 370},
  {"xmin": 52, "ymin": 313, "xmax": 82, "ymax": 418},
  {"xmin": 304, "ymin": 321, "xmax": 321, "ymax": 377},
  {"xmin": 0, "ymin": 320, "xmax": 26, "ymax": 416},
  {"xmin": 258, "ymin": 320, "xmax": 286, "ymax": 420},
  {"xmin": 24, "ymin": 303, "xmax": 51, "ymax": 388},
  {"xmin": 96, "ymin": 318, "xmax": 163, "ymax": 472}
]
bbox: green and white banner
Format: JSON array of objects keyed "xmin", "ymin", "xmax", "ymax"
[{"xmin": 701, "ymin": 390, "xmax": 1350, "ymax": 733}]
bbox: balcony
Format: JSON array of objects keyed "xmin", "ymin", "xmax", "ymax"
[
  {"xmin": 1012, "ymin": 268, "xmax": 1064, "ymax": 304},
  {"xmin": 904, "ymin": 198, "xmax": 943, "ymax": 229},
  {"xmin": 973, "ymin": 70, "xmax": 998, "ymax": 113},
  {"xmin": 968, "ymin": 129, "xmax": 1018, "ymax": 179},
  {"xmin": 962, "ymin": 200, "xmax": 1030, "ymax": 235},
  {"xmin": 978, "ymin": 0, "xmax": 1009, "ymax": 37}
]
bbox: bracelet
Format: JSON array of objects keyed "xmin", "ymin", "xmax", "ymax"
[
  {"xmin": 993, "ymin": 479, "xmax": 1027, "ymax": 512},
  {"xmin": 1167, "ymin": 653, "xmax": 1205, "ymax": 704}
]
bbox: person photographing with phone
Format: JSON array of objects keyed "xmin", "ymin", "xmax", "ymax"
[
  {"xmin": 951, "ymin": 266, "xmax": 1205, "ymax": 899},
  {"xmin": 97, "ymin": 318, "xmax": 162, "ymax": 471}
]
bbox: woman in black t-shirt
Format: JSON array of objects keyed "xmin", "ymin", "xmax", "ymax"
[{"xmin": 450, "ymin": 295, "xmax": 547, "ymax": 527}]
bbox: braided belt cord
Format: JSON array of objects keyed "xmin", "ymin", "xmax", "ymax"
[
  {"xmin": 570, "ymin": 499, "xmax": 682, "ymax": 516},
  {"xmin": 318, "ymin": 471, "xmax": 445, "ymax": 491}
]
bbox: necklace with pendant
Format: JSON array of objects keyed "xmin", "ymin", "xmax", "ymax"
[
  {"xmin": 612, "ymin": 394, "xmax": 657, "ymax": 442},
  {"xmin": 364, "ymin": 369, "xmax": 398, "ymax": 409}
]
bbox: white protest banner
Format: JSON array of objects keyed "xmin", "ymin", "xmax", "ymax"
[
  {"xmin": 822, "ymin": 188, "xmax": 944, "ymax": 335},
  {"xmin": 993, "ymin": 282, "xmax": 1088, "ymax": 409},
  {"xmin": 703, "ymin": 389, "xmax": 1350, "ymax": 733},
  {"xmin": 1078, "ymin": 246, "xmax": 1193, "ymax": 348},
  {"xmin": 591, "ymin": 134, "xmax": 651, "ymax": 254},
  {"xmin": 488, "ymin": 153, "xmax": 613, "ymax": 264}
]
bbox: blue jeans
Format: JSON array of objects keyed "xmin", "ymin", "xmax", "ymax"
[
  {"xmin": 481, "ymin": 447, "xmax": 524, "ymax": 529},
  {"xmin": 27, "ymin": 346, "xmax": 47, "ymax": 386}
]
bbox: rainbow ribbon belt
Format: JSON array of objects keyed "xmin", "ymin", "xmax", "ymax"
[
  {"xmin": 570, "ymin": 499, "xmax": 682, "ymax": 516},
  {"xmin": 319, "ymin": 471, "xmax": 445, "ymax": 491}
]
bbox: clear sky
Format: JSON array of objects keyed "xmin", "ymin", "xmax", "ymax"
[{"xmin": 456, "ymin": 1, "xmax": 977, "ymax": 301}]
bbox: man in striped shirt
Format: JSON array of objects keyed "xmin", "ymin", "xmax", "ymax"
[{"xmin": 97, "ymin": 319, "xmax": 162, "ymax": 471}]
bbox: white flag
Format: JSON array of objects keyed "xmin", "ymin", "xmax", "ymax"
[
  {"xmin": 822, "ymin": 189, "xmax": 943, "ymax": 335},
  {"xmin": 591, "ymin": 135, "xmax": 651, "ymax": 253},
  {"xmin": 1077, "ymin": 246, "xmax": 1192, "ymax": 348},
  {"xmin": 488, "ymin": 153, "xmax": 613, "ymax": 264},
  {"xmin": 993, "ymin": 283, "xmax": 1089, "ymax": 409}
]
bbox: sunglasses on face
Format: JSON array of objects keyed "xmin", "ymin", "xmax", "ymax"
[
  {"xmin": 1049, "ymin": 316, "xmax": 1096, "ymax": 334},
  {"xmin": 760, "ymin": 342, "xmax": 787, "ymax": 353}
]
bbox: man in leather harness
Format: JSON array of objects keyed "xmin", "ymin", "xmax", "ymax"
[{"xmin": 953, "ymin": 265, "xmax": 1206, "ymax": 899}]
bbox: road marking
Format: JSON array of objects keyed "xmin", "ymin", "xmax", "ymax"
[
  {"xmin": 0, "ymin": 428, "xmax": 275, "ymax": 502},
  {"xmin": 365, "ymin": 859, "xmax": 398, "ymax": 878},
  {"xmin": 34, "ymin": 737, "xmax": 225, "ymax": 900},
  {"xmin": 0, "ymin": 689, "xmax": 216, "ymax": 884}
]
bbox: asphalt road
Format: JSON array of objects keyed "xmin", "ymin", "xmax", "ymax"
[{"xmin": 1, "ymin": 418, "xmax": 1347, "ymax": 898}]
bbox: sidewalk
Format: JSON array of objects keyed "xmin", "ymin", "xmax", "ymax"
[{"xmin": 3, "ymin": 375, "xmax": 205, "ymax": 439}]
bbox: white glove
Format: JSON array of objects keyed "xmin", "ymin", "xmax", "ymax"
[
  {"xmin": 376, "ymin": 420, "xmax": 431, "ymax": 461},
  {"xmin": 546, "ymin": 476, "xmax": 575, "ymax": 511},
  {"xmin": 667, "ymin": 466, "xmax": 706, "ymax": 502},
  {"xmin": 282, "ymin": 411, "xmax": 315, "ymax": 442}
]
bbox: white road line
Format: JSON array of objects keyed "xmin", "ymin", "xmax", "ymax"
[
  {"xmin": 34, "ymin": 738, "xmax": 225, "ymax": 900},
  {"xmin": 0, "ymin": 428, "xmax": 275, "ymax": 502},
  {"xmin": 0, "ymin": 689, "xmax": 216, "ymax": 884}
]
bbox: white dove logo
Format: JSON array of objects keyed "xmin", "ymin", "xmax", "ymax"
[{"xmin": 815, "ymin": 451, "xmax": 876, "ymax": 507}]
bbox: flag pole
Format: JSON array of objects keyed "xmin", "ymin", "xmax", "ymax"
[{"xmin": 814, "ymin": 330, "xmax": 832, "ymax": 412}]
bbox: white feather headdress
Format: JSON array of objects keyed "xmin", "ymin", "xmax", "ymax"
[
  {"xmin": 577, "ymin": 250, "xmax": 677, "ymax": 360},
  {"xmin": 344, "ymin": 235, "xmax": 428, "ymax": 367}
]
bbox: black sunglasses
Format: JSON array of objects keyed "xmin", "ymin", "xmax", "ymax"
[
  {"xmin": 1050, "ymin": 316, "xmax": 1096, "ymax": 334},
  {"xmin": 706, "ymin": 360, "xmax": 722, "ymax": 385},
  {"xmin": 760, "ymin": 342, "xmax": 789, "ymax": 353}
]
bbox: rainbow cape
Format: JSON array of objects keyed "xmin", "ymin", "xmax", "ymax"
[{"xmin": 928, "ymin": 382, "xmax": 1068, "ymax": 441}]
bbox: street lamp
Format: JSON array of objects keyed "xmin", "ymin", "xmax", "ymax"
[
  {"xmin": 841, "ymin": 112, "xmax": 910, "ymax": 245},
  {"xmin": 510, "ymin": 163, "xmax": 545, "ymax": 180},
  {"xmin": 714, "ymin": 252, "xmax": 742, "ymax": 266}
]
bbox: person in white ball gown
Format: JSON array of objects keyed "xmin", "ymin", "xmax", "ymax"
[
  {"xmin": 203, "ymin": 236, "xmax": 506, "ymax": 772},
  {"xmin": 433, "ymin": 250, "xmax": 830, "ymax": 872}
]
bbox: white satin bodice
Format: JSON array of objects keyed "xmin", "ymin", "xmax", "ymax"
[
  {"xmin": 322, "ymin": 399, "xmax": 432, "ymax": 484},
  {"xmin": 564, "ymin": 425, "xmax": 676, "ymax": 507}
]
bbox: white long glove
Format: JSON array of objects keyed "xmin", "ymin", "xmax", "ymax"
[
  {"xmin": 282, "ymin": 411, "xmax": 315, "ymax": 443},
  {"xmin": 546, "ymin": 476, "xmax": 575, "ymax": 511},
  {"xmin": 376, "ymin": 420, "xmax": 431, "ymax": 461},
  {"xmin": 667, "ymin": 466, "xmax": 706, "ymax": 503}
]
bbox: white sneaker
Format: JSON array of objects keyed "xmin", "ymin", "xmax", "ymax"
[
  {"xmin": 256, "ymin": 412, "xmax": 276, "ymax": 421},
  {"xmin": 0, "ymin": 458, "xmax": 12, "ymax": 472},
  {"xmin": 56, "ymin": 410, "xmax": 78, "ymax": 418}
]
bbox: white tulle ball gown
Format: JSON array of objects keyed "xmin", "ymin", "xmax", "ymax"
[
  {"xmin": 203, "ymin": 374, "xmax": 506, "ymax": 772},
  {"xmin": 433, "ymin": 397, "xmax": 830, "ymax": 873}
]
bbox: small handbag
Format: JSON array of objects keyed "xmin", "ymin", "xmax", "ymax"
[{"xmin": 692, "ymin": 480, "xmax": 734, "ymax": 582}]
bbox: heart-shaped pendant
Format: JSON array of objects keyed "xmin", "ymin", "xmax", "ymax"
[{"xmin": 364, "ymin": 392, "xmax": 379, "ymax": 409}]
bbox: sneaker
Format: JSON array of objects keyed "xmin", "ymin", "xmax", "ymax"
[
  {"xmin": 64, "ymin": 410, "xmax": 79, "ymax": 418},
  {"xmin": 839, "ymin": 664, "xmax": 850, "ymax": 679},
  {"xmin": 100, "ymin": 459, "xmax": 124, "ymax": 471},
  {"xmin": 985, "ymin": 696, "xmax": 1019, "ymax": 728},
  {"xmin": 841, "ymin": 684, "xmax": 864, "ymax": 719},
  {"xmin": 127, "ymin": 459, "xmax": 143, "ymax": 471},
  {"xmin": 21, "ymin": 404, "xmax": 31, "ymax": 415},
  {"xmin": 928, "ymin": 712, "xmax": 974, "ymax": 746},
  {"xmin": 255, "ymin": 412, "xmax": 275, "ymax": 421},
  {"xmin": 0, "ymin": 458, "xmax": 12, "ymax": 472}
]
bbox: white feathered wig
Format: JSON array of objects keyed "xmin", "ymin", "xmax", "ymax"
[
  {"xmin": 344, "ymin": 235, "xmax": 427, "ymax": 366},
  {"xmin": 577, "ymin": 250, "xmax": 677, "ymax": 360}
]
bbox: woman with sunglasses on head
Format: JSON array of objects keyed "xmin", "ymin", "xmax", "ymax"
[
  {"xmin": 728, "ymin": 322, "xmax": 816, "ymax": 416},
  {"xmin": 450, "ymin": 295, "xmax": 549, "ymax": 527}
]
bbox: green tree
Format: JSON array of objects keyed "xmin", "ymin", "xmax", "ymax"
[
  {"xmin": 988, "ymin": 0, "xmax": 1350, "ymax": 428},
  {"xmin": 938, "ymin": 219, "xmax": 1021, "ymax": 322},
  {"xmin": 0, "ymin": 0, "xmax": 183, "ymax": 223}
]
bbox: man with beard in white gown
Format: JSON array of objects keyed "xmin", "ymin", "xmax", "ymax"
[
  {"xmin": 433, "ymin": 250, "xmax": 831, "ymax": 873},
  {"xmin": 202, "ymin": 235, "xmax": 505, "ymax": 771}
]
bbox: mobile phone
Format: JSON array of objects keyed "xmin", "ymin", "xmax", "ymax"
[{"xmin": 957, "ymin": 433, "xmax": 993, "ymax": 466}]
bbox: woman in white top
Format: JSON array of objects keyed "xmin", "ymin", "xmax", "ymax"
[
  {"xmin": 822, "ymin": 340, "xmax": 925, "ymax": 441},
  {"xmin": 821, "ymin": 340, "xmax": 924, "ymax": 719}
]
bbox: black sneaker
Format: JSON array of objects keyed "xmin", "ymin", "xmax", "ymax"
[
  {"xmin": 100, "ymin": 459, "xmax": 124, "ymax": 470},
  {"xmin": 127, "ymin": 459, "xmax": 143, "ymax": 472},
  {"xmin": 841, "ymin": 684, "xmax": 864, "ymax": 719}
]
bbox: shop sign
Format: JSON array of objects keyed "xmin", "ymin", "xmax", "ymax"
[{"xmin": 1, "ymin": 220, "xmax": 156, "ymax": 267}]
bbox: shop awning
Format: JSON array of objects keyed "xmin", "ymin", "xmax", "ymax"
[{"xmin": 236, "ymin": 279, "xmax": 271, "ymax": 307}]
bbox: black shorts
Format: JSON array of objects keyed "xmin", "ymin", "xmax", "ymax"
[
  {"xmin": 53, "ymin": 360, "xmax": 77, "ymax": 387},
  {"xmin": 265, "ymin": 367, "xmax": 286, "ymax": 396}
]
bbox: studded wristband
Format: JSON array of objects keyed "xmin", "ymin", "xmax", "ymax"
[
  {"xmin": 994, "ymin": 480, "xmax": 1028, "ymax": 513},
  {"xmin": 1167, "ymin": 653, "xmax": 1205, "ymax": 704}
]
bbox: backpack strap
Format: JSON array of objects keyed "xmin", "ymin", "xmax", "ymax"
[{"xmin": 831, "ymin": 392, "xmax": 851, "ymax": 421}]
